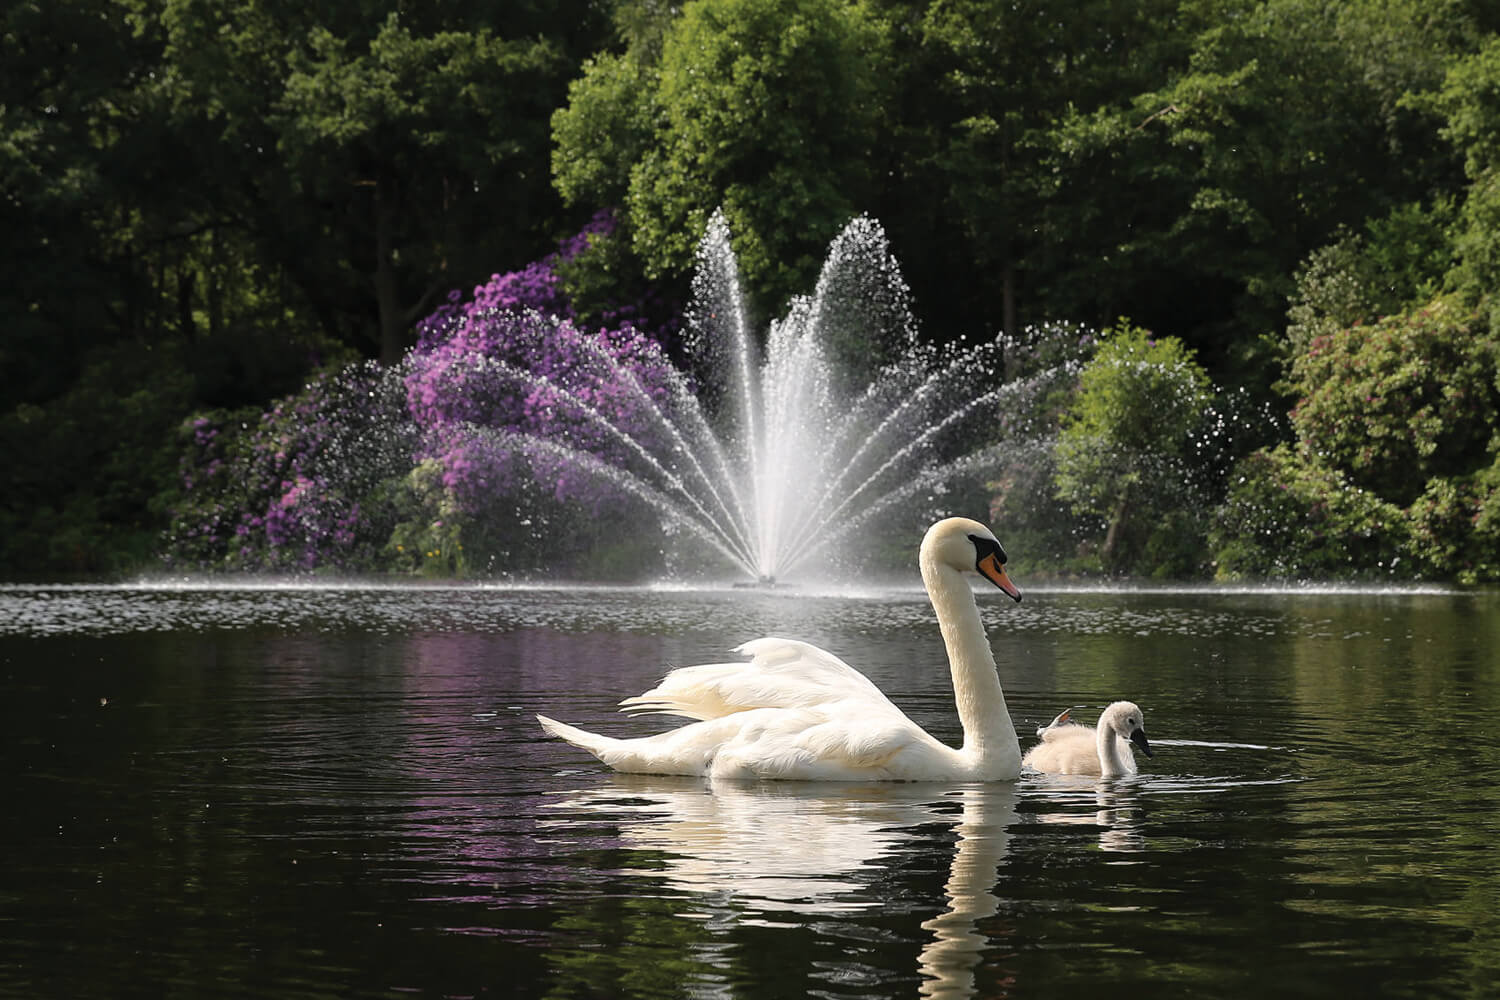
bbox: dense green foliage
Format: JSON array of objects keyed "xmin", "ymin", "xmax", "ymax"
[
  {"xmin": 1215, "ymin": 299, "xmax": 1500, "ymax": 581},
  {"xmin": 1054, "ymin": 325, "xmax": 1215, "ymax": 575},
  {"xmin": 6, "ymin": 0, "xmax": 1500, "ymax": 579},
  {"xmin": 1291, "ymin": 301, "xmax": 1496, "ymax": 506},
  {"xmin": 556, "ymin": 0, "xmax": 889, "ymax": 313},
  {"xmin": 0, "ymin": 343, "xmax": 195, "ymax": 574},
  {"xmin": 2, "ymin": 0, "xmax": 611, "ymax": 572}
]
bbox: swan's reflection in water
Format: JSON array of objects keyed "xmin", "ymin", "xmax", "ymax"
[
  {"xmin": 547, "ymin": 777, "xmax": 1019, "ymax": 998},
  {"xmin": 917, "ymin": 785, "xmax": 1016, "ymax": 1000},
  {"xmin": 1031, "ymin": 778, "xmax": 1147, "ymax": 853}
]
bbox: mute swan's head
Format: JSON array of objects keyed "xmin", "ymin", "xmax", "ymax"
[
  {"xmin": 1101, "ymin": 701, "xmax": 1153, "ymax": 757},
  {"xmin": 922, "ymin": 517, "xmax": 1023, "ymax": 602}
]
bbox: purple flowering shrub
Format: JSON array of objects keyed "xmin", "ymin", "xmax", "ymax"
[
  {"xmin": 164, "ymin": 362, "xmax": 416, "ymax": 572},
  {"xmin": 388, "ymin": 209, "xmax": 687, "ymax": 575},
  {"xmin": 405, "ymin": 309, "xmax": 681, "ymax": 504},
  {"xmin": 164, "ymin": 210, "xmax": 685, "ymax": 576},
  {"xmin": 413, "ymin": 236, "xmax": 579, "ymax": 347},
  {"xmin": 397, "ymin": 306, "xmax": 685, "ymax": 575}
]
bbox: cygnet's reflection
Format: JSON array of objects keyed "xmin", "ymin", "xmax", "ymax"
[
  {"xmin": 1031, "ymin": 777, "xmax": 1146, "ymax": 853},
  {"xmin": 548, "ymin": 777, "xmax": 1019, "ymax": 998}
]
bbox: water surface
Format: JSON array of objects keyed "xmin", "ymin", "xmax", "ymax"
[{"xmin": 2, "ymin": 582, "xmax": 1496, "ymax": 998}]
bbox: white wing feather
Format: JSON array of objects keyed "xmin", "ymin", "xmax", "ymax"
[{"xmin": 619, "ymin": 636, "xmax": 894, "ymax": 721}]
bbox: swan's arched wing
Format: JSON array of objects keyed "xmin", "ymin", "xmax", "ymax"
[
  {"xmin": 734, "ymin": 637, "xmax": 890, "ymax": 698},
  {"xmin": 619, "ymin": 636, "xmax": 895, "ymax": 721}
]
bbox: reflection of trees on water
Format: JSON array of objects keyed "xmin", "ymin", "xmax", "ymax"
[
  {"xmin": 1277, "ymin": 594, "xmax": 1500, "ymax": 956},
  {"xmin": 545, "ymin": 778, "xmax": 1019, "ymax": 999}
]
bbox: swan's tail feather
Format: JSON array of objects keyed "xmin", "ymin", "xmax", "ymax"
[
  {"xmin": 536, "ymin": 713, "xmax": 706, "ymax": 776},
  {"xmin": 536, "ymin": 714, "xmax": 622, "ymax": 759},
  {"xmin": 618, "ymin": 662, "xmax": 748, "ymax": 721}
]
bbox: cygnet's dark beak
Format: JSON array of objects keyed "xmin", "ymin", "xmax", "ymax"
[{"xmin": 1130, "ymin": 728, "xmax": 1154, "ymax": 758}]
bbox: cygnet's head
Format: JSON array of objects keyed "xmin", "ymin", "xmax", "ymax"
[
  {"xmin": 1102, "ymin": 701, "xmax": 1153, "ymax": 758},
  {"xmin": 921, "ymin": 517, "xmax": 1022, "ymax": 602}
]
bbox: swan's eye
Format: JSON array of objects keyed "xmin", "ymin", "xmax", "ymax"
[{"xmin": 967, "ymin": 534, "xmax": 1008, "ymax": 564}]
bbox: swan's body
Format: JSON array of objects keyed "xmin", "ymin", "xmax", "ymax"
[
  {"xmin": 536, "ymin": 517, "xmax": 1024, "ymax": 781},
  {"xmin": 1021, "ymin": 702, "xmax": 1152, "ymax": 778}
]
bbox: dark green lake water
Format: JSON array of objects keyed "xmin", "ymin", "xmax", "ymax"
[{"xmin": 2, "ymin": 581, "xmax": 1496, "ymax": 998}]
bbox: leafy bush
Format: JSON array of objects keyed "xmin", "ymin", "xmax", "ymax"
[
  {"xmin": 1284, "ymin": 202, "xmax": 1454, "ymax": 359},
  {"xmin": 0, "ymin": 343, "xmax": 195, "ymax": 575},
  {"xmin": 1288, "ymin": 299, "xmax": 1497, "ymax": 506},
  {"xmin": 1212, "ymin": 445, "xmax": 1407, "ymax": 578},
  {"xmin": 985, "ymin": 322, "xmax": 1100, "ymax": 571},
  {"xmin": 1214, "ymin": 295, "xmax": 1500, "ymax": 581},
  {"xmin": 1406, "ymin": 464, "xmax": 1500, "ymax": 584},
  {"xmin": 163, "ymin": 363, "xmax": 416, "ymax": 572},
  {"xmin": 1053, "ymin": 323, "xmax": 1215, "ymax": 574}
]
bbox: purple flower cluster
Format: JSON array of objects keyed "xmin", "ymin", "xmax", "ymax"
[
  {"xmin": 405, "ymin": 208, "xmax": 684, "ymax": 518},
  {"xmin": 415, "ymin": 209, "xmax": 616, "ymax": 351},
  {"xmin": 164, "ymin": 363, "xmax": 414, "ymax": 572},
  {"xmin": 405, "ymin": 305, "xmax": 682, "ymax": 515},
  {"xmin": 164, "ymin": 210, "xmax": 684, "ymax": 574}
]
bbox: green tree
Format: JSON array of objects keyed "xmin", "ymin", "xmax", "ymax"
[
  {"xmin": 0, "ymin": 0, "xmax": 180, "ymax": 407},
  {"xmin": 916, "ymin": 0, "xmax": 1190, "ymax": 338},
  {"xmin": 1037, "ymin": 0, "xmax": 1459, "ymax": 376},
  {"xmin": 1054, "ymin": 323, "xmax": 1213, "ymax": 573},
  {"xmin": 147, "ymin": 0, "xmax": 606, "ymax": 362},
  {"xmin": 549, "ymin": 0, "xmax": 1468, "ymax": 375},
  {"xmin": 1426, "ymin": 34, "xmax": 1500, "ymax": 336},
  {"xmin": 1214, "ymin": 297, "xmax": 1500, "ymax": 581},
  {"xmin": 554, "ymin": 0, "xmax": 889, "ymax": 316}
]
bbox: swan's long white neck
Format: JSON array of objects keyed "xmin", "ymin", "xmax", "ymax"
[
  {"xmin": 1095, "ymin": 722, "xmax": 1130, "ymax": 778},
  {"xmin": 921, "ymin": 554, "xmax": 1020, "ymax": 774}
]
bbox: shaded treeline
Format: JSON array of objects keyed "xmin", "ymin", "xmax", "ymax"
[{"xmin": 3, "ymin": 0, "xmax": 1498, "ymax": 575}]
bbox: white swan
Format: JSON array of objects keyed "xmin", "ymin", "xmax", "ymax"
[
  {"xmin": 1021, "ymin": 702, "xmax": 1152, "ymax": 778},
  {"xmin": 536, "ymin": 516, "xmax": 1025, "ymax": 781}
]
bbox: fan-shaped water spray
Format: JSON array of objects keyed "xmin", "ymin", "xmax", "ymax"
[
  {"xmin": 165, "ymin": 212, "xmax": 1126, "ymax": 579},
  {"xmin": 405, "ymin": 212, "xmax": 1080, "ymax": 583}
]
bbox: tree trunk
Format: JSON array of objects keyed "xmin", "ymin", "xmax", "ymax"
[
  {"xmin": 1101, "ymin": 490, "xmax": 1130, "ymax": 567},
  {"xmin": 1002, "ymin": 256, "xmax": 1016, "ymax": 340},
  {"xmin": 373, "ymin": 177, "xmax": 406, "ymax": 366}
]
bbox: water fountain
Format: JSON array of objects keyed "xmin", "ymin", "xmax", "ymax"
[
  {"xmin": 416, "ymin": 210, "xmax": 1058, "ymax": 584},
  {"xmin": 168, "ymin": 209, "xmax": 1094, "ymax": 580}
]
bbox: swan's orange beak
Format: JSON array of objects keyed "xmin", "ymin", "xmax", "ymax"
[{"xmin": 977, "ymin": 552, "xmax": 1022, "ymax": 602}]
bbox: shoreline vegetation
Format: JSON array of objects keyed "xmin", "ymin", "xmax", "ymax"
[{"xmin": 4, "ymin": 0, "xmax": 1499, "ymax": 584}]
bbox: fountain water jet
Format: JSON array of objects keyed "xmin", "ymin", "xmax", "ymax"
[{"xmin": 413, "ymin": 211, "xmax": 1044, "ymax": 583}]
